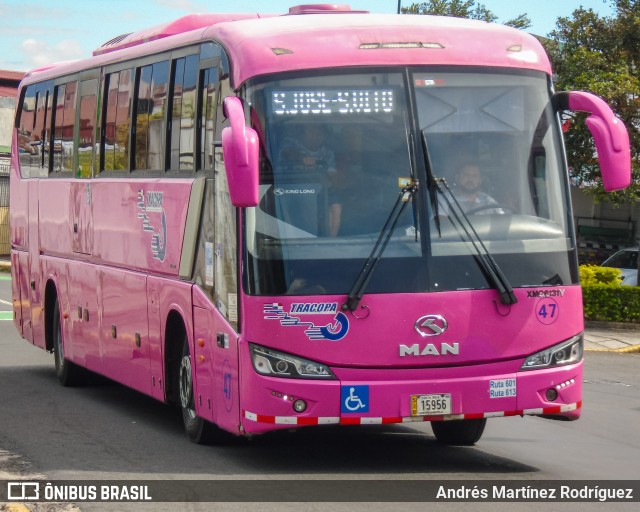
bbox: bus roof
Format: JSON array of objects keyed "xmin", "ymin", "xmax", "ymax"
[
  {"xmin": 21, "ymin": 6, "xmax": 551, "ymax": 89},
  {"xmin": 209, "ymin": 12, "xmax": 551, "ymax": 86}
]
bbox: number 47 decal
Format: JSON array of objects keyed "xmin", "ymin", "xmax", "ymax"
[
  {"xmin": 536, "ymin": 298, "xmax": 559, "ymax": 325},
  {"xmin": 538, "ymin": 303, "xmax": 556, "ymax": 318}
]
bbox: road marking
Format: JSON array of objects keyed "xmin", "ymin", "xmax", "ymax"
[
  {"xmin": 0, "ymin": 273, "xmax": 12, "ymax": 322},
  {"xmin": 4, "ymin": 505, "xmax": 31, "ymax": 512}
]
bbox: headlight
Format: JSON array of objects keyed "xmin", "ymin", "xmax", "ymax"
[
  {"xmin": 249, "ymin": 343, "xmax": 336, "ymax": 379},
  {"xmin": 520, "ymin": 334, "xmax": 583, "ymax": 371}
]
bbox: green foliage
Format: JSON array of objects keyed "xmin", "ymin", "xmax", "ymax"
[
  {"xmin": 580, "ymin": 264, "xmax": 640, "ymax": 323},
  {"xmin": 582, "ymin": 284, "xmax": 640, "ymax": 322},
  {"xmin": 579, "ymin": 264, "xmax": 622, "ymax": 285},
  {"xmin": 543, "ymin": 1, "xmax": 640, "ymax": 201},
  {"xmin": 401, "ymin": 1, "xmax": 531, "ymax": 29}
]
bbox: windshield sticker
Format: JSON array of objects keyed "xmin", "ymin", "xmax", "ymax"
[
  {"xmin": 137, "ymin": 190, "xmax": 167, "ymax": 262},
  {"xmin": 415, "ymin": 79, "xmax": 445, "ymax": 87},
  {"xmin": 205, "ymin": 242, "xmax": 214, "ymax": 287},
  {"xmin": 264, "ymin": 302, "xmax": 349, "ymax": 341}
]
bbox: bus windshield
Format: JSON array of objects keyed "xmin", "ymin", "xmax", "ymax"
[{"xmin": 244, "ymin": 68, "xmax": 578, "ymax": 296}]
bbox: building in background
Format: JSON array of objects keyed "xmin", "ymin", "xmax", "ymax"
[
  {"xmin": 572, "ymin": 188, "xmax": 638, "ymax": 265},
  {"xmin": 1, "ymin": 69, "xmax": 24, "ymax": 256}
]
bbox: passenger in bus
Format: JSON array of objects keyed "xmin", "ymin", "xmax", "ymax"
[
  {"xmin": 329, "ymin": 125, "xmax": 401, "ymax": 236},
  {"xmin": 277, "ymin": 124, "xmax": 337, "ymax": 173},
  {"xmin": 273, "ymin": 124, "xmax": 339, "ymax": 236},
  {"xmin": 328, "ymin": 125, "xmax": 364, "ymax": 236}
]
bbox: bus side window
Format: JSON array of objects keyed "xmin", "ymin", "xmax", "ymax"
[
  {"xmin": 169, "ymin": 55, "xmax": 198, "ymax": 172},
  {"xmin": 53, "ymin": 81, "xmax": 77, "ymax": 174},
  {"xmin": 192, "ymin": 178, "xmax": 215, "ymax": 296},
  {"xmin": 199, "ymin": 66, "xmax": 219, "ymax": 171},
  {"xmin": 39, "ymin": 84, "xmax": 53, "ymax": 177},
  {"xmin": 17, "ymin": 82, "xmax": 54, "ymax": 178},
  {"xmin": 78, "ymin": 79, "xmax": 99, "ymax": 178},
  {"xmin": 134, "ymin": 61, "xmax": 170, "ymax": 172},
  {"xmin": 214, "ymin": 145, "xmax": 238, "ymax": 329},
  {"xmin": 213, "ymin": 70, "xmax": 237, "ymax": 329},
  {"xmin": 103, "ymin": 70, "xmax": 133, "ymax": 172},
  {"xmin": 17, "ymin": 85, "xmax": 37, "ymax": 177}
]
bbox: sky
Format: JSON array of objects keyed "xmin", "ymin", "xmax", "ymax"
[{"xmin": 0, "ymin": 0, "xmax": 616, "ymax": 72}]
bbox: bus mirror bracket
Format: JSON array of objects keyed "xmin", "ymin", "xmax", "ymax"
[
  {"xmin": 221, "ymin": 96, "xmax": 259, "ymax": 207},
  {"xmin": 554, "ymin": 91, "xmax": 631, "ymax": 192}
]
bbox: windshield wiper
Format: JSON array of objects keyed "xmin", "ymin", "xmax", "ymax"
[
  {"xmin": 342, "ymin": 180, "xmax": 418, "ymax": 312},
  {"xmin": 420, "ymin": 131, "xmax": 517, "ymax": 306}
]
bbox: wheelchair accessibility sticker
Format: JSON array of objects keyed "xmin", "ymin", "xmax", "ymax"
[
  {"xmin": 341, "ymin": 385, "xmax": 370, "ymax": 413},
  {"xmin": 264, "ymin": 302, "xmax": 349, "ymax": 341}
]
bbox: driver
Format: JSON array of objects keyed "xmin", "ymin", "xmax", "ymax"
[{"xmin": 444, "ymin": 163, "xmax": 504, "ymax": 215}]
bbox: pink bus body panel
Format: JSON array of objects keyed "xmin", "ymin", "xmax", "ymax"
[
  {"xmin": 10, "ymin": 160, "xmax": 197, "ymax": 396},
  {"xmin": 242, "ymin": 288, "xmax": 583, "ymax": 366},
  {"xmin": 193, "ymin": 286, "xmax": 242, "ymax": 433},
  {"xmin": 237, "ymin": 288, "xmax": 583, "ymax": 434}
]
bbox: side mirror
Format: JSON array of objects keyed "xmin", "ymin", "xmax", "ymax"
[
  {"xmin": 221, "ymin": 96, "xmax": 259, "ymax": 207},
  {"xmin": 555, "ymin": 91, "xmax": 631, "ymax": 192}
]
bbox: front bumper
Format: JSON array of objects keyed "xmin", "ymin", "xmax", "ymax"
[{"xmin": 239, "ymin": 345, "xmax": 582, "ymax": 435}]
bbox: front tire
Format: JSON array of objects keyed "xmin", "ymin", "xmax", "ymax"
[
  {"xmin": 178, "ymin": 337, "xmax": 228, "ymax": 444},
  {"xmin": 52, "ymin": 298, "xmax": 83, "ymax": 386},
  {"xmin": 431, "ymin": 418, "xmax": 487, "ymax": 446}
]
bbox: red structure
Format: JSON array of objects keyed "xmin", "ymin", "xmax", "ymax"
[
  {"xmin": 0, "ymin": 69, "xmax": 23, "ymax": 98},
  {"xmin": 1, "ymin": 70, "xmax": 24, "ymax": 154}
]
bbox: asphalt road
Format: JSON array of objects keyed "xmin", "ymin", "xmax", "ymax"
[{"xmin": 0, "ymin": 274, "xmax": 639, "ymax": 512}]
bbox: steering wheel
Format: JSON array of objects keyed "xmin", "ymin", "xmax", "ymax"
[{"xmin": 464, "ymin": 203, "xmax": 517, "ymax": 215}]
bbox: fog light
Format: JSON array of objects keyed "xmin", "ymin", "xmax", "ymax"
[
  {"xmin": 293, "ymin": 399, "xmax": 307, "ymax": 413},
  {"xmin": 546, "ymin": 388, "xmax": 558, "ymax": 401}
]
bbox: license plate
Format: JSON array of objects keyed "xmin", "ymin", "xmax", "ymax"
[{"xmin": 411, "ymin": 393, "xmax": 451, "ymax": 416}]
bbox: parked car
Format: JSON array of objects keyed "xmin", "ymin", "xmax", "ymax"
[{"xmin": 601, "ymin": 247, "xmax": 638, "ymax": 285}]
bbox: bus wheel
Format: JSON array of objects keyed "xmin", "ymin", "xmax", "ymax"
[
  {"xmin": 178, "ymin": 338, "xmax": 226, "ymax": 444},
  {"xmin": 431, "ymin": 418, "xmax": 487, "ymax": 446},
  {"xmin": 52, "ymin": 298, "xmax": 82, "ymax": 386}
]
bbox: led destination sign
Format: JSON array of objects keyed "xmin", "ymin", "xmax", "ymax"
[{"xmin": 272, "ymin": 89, "xmax": 395, "ymax": 115}]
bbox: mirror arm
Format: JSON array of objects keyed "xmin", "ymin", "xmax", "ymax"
[{"xmin": 223, "ymin": 96, "xmax": 249, "ymax": 166}]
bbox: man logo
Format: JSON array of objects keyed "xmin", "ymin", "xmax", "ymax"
[{"xmin": 415, "ymin": 315, "xmax": 448, "ymax": 337}]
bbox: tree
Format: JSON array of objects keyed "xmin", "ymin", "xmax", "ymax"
[
  {"xmin": 543, "ymin": 1, "xmax": 640, "ymax": 203},
  {"xmin": 401, "ymin": 1, "xmax": 531, "ymax": 29}
]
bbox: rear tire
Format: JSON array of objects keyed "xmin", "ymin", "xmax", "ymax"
[
  {"xmin": 52, "ymin": 298, "xmax": 83, "ymax": 387},
  {"xmin": 179, "ymin": 337, "xmax": 229, "ymax": 444},
  {"xmin": 431, "ymin": 418, "xmax": 486, "ymax": 446}
]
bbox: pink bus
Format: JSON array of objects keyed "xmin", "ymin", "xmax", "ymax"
[{"xmin": 10, "ymin": 4, "xmax": 631, "ymax": 445}]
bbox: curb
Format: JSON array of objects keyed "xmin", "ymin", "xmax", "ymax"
[
  {"xmin": 585, "ymin": 344, "xmax": 640, "ymax": 354},
  {"xmin": 585, "ymin": 320, "xmax": 640, "ymax": 331}
]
